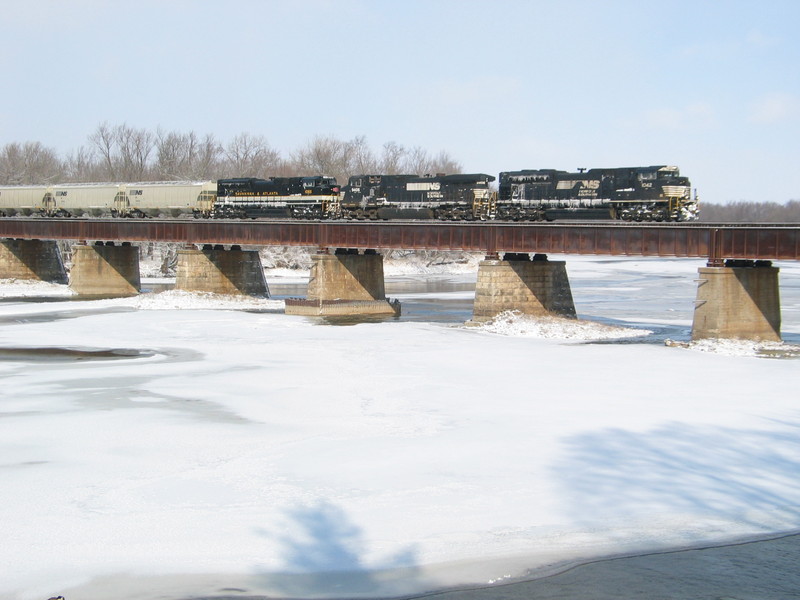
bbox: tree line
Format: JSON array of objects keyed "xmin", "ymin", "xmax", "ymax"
[
  {"xmin": 0, "ymin": 123, "xmax": 462, "ymax": 186},
  {"xmin": 699, "ymin": 200, "xmax": 800, "ymax": 223}
]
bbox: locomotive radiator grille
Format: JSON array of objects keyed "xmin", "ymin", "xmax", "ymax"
[{"xmin": 662, "ymin": 185, "xmax": 690, "ymax": 198}]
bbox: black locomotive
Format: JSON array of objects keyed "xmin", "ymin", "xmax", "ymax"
[
  {"xmin": 214, "ymin": 176, "xmax": 340, "ymax": 219},
  {"xmin": 340, "ymin": 173, "xmax": 496, "ymax": 220},
  {"xmin": 498, "ymin": 166, "xmax": 697, "ymax": 222}
]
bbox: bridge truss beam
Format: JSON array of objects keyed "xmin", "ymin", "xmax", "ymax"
[{"xmin": 0, "ymin": 220, "xmax": 799, "ymax": 262}]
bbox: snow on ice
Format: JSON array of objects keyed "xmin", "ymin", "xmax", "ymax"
[{"xmin": 0, "ymin": 255, "xmax": 799, "ymax": 600}]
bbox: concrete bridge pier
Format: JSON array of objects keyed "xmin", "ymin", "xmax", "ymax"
[
  {"xmin": 175, "ymin": 245, "xmax": 269, "ymax": 297},
  {"xmin": 69, "ymin": 242, "xmax": 141, "ymax": 297},
  {"xmin": 285, "ymin": 248, "xmax": 400, "ymax": 316},
  {"xmin": 0, "ymin": 239, "xmax": 68, "ymax": 283},
  {"xmin": 691, "ymin": 260, "xmax": 781, "ymax": 341},
  {"xmin": 471, "ymin": 253, "xmax": 576, "ymax": 322}
]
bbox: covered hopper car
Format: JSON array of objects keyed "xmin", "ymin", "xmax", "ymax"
[{"xmin": 0, "ymin": 181, "xmax": 216, "ymax": 218}]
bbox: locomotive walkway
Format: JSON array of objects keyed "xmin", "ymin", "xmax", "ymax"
[{"xmin": 1, "ymin": 218, "xmax": 799, "ymax": 341}]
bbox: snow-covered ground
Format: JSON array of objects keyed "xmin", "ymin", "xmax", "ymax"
[{"xmin": 0, "ymin": 256, "xmax": 799, "ymax": 600}]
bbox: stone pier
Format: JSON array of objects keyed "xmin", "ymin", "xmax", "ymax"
[
  {"xmin": 69, "ymin": 242, "xmax": 141, "ymax": 297},
  {"xmin": 692, "ymin": 261, "xmax": 781, "ymax": 341},
  {"xmin": 285, "ymin": 249, "xmax": 400, "ymax": 316},
  {"xmin": 471, "ymin": 253, "xmax": 576, "ymax": 322},
  {"xmin": 175, "ymin": 245, "xmax": 269, "ymax": 297},
  {"xmin": 0, "ymin": 239, "xmax": 68, "ymax": 283}
]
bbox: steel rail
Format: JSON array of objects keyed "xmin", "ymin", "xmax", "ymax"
[{"xmin": 1, "ymin": 219, "xmax": 799, "ymax": 261}]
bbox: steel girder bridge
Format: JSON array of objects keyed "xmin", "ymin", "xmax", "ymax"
[{"xmin": 1, "ymin": 219, "xmax": 799, "ymax": 265}]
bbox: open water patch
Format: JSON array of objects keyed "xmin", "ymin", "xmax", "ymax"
[
  {"xmin": 0, "ymin": 306, "xmax": 136, "ymax": 326},
  {"xmin": 0, "ymin": 346, "xmax": 156, "ymax": 362}
]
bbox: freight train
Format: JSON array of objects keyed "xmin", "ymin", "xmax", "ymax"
[{"xmin": 0, "ymin": 165, "xmax": 698, "ymax": 222}]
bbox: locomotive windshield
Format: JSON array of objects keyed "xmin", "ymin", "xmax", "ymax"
[{"xmin": 657, "ymin": 166, "xmax": 680, "ymax": 178}]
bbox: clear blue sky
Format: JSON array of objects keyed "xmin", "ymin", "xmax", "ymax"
[{"xmin": 2, "ymin": 0, "xmax": 798, "ymax": 203}]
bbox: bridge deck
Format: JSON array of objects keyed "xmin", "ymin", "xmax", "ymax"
[{"xmin": 1, "ymin": 219, "xmax": 799, "ymax": 261}]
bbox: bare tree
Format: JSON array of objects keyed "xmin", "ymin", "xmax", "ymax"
[
  {"xmin": 88, "ymin": 122, "xmax": 117, "ymax": 179},
  {"xmin": 377, "ymin": 142, "xmax": 462, "ymax": 176},
  {"xmin": 426, "ymin": 149, "xmax": 462, "ymax": 175},
  {"xmin": 87, "ymin": 122, "xmax": 155, "ymax": 180},
  {"xmin": 293, "ymin": 135, "xmax": 387, "ymax": 182},
  {"xmin": 292, "ymin": 135, "xmax": 348, "ymax": 179},
  {"xmin": 346, "ymin": 135, "xmax": 377, "ymax": 176},
  {"xmin": 222, "ymin": 133, "xmax": 281, "ymax": 177},
  {"xmin": 192, "ymin": 133, "xmax": 223, "ymax": 179},
  {"xmin": 116, "ymin": 124, "xmax": 155, "ymax": 180},
  {"xmin": 0, "ymin": 124, "xmax": 465, "ymax": 186},
  {"xmin": 379, "ymin": 141, "xmax": 407, "ymax": 174},
  {"xmin": 0, "ymin": 141, "xmax": 63, "ymax": 184},
  {"xmin": 63, "ymin": 146, "xmax": 100, "ymax": 182},
  {"xmin": 404, "ymin": 146, "xmax": 430, "ymax": 175},
  {"xmin": 155, "ymin": 129, "xmax": 187, "ymax": 180},
  {"xmin": 155, "ymin": 130, "xmax": 222, "ymax": 180}
]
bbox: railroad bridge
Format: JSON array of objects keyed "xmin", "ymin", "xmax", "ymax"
[{"xmin": 1, "ymin": 219, "xmax": 799, "ymax": 341}]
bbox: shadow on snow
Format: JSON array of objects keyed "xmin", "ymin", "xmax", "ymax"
[{"xmin": 552, "ymin": 419, "xmax": 800, "ymax": 543}]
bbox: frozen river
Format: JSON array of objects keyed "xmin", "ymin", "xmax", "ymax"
[{"xmin": 1, "ymin": 256, "xmax": 799, "ymax": 600}]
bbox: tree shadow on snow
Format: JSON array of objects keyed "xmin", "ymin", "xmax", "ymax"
[
  {"xmin": 552, "ymin": 419, "xmax": 800, "ymax": 545},
  {"xmin": 255, "ymin": 501, "xmax": 422, "ymax": 597}
]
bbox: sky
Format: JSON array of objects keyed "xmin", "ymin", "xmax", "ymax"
[{"xmin": 2, "ymin": 0, "xmax": 799, "ymax": 203}]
